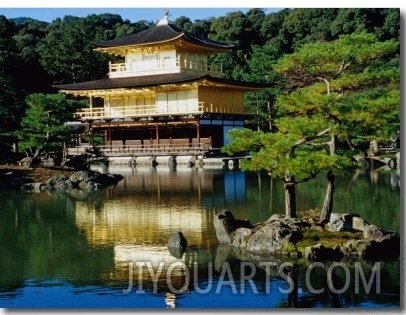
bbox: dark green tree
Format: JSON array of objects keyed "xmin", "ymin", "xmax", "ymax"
[
  {"xmin": 208, "ymin": 10, "xmax": 263, "ymax": 80},
  {"xmin": 173, "ymin": 16, "xmax": 193, "ymax": 31},
  {"xmin": 223, "ymin": 124, "xmax": 344, "ymax": 218},
  {"xmin": 12, "ymin": 18, "xmax": 51, "ymax": 93},
  {"xmin": 189, "ymin": 19, "xmax": 212, "ymax": 38},
  {"xmin": 18, "ymin": 93, "xmax": 86, "ymax": 156},
  {"xmin": 330, "ymin": 8, "xmax": 400, "ymax": 40},
  {"xmin": 224, "ymin": 32, "xmax": 399, "ymax": 219},
  {"xmin": 37, "ymin": 14, "xmax": 149, "ymax": 84},
  {"xmin": 0, "ymin": 16, "xmax": 24, "ymax": 157},
  {"xmin": 279, "ymin": 8, "xmax": 338, "ymax": 52}
]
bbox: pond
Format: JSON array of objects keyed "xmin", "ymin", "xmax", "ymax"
[{"xmin": 0, "ymin": 165, "xmax": 400, "ymax": 308}]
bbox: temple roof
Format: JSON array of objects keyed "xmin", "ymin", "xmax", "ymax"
[
  {"xmin": 94, "ymin": 23, "xmax": 234, "ymax": 51},
  {"xmin": 55, "ymin": 73, "xmax": 268, "ymax": 92}
]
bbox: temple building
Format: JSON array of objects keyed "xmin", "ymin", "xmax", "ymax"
[{"xmin": 57, "ymin": 12, "xmax": 265, "ymax": 158}]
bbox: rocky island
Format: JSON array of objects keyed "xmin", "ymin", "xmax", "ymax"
[
  {"xmin": 0, "ymin": 165, "xmax": 123, "ymax": 191},
  {"xmin": 214, "ymin": 210, "xmax": 400, "ymax": 261}
]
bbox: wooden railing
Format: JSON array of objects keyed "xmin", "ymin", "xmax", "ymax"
[
  {"xmin": 66, "ymin": 142, "xmax": 208, "ymax": 156},
  {"xmin": 109, "ymin": 57, "xmax": 222, "ymax": 77},
  {"xmin": 74, "ymin": 102, "xmax": 240, "ymax": 119}
]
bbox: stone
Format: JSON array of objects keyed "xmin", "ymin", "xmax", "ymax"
[
  {"xmin": 168, "ymin": 231, "xmax": 187, "ymax": 249},
  {"xmin": 340, "ymin": 239, "xmax": 371, "ymax": 257},
  {"xmin": 42, "ymin": 157, "xmax": 55, "ymax": 167},
  {"xmin": 231, "ymin": 228, "xmax": 252, "ymax": 248},
  {"xmin": 340, "ymin": 233, "xmax": 400, "ymax": 258},
  {"xmin": 213, "ymin": 210, "xmax": 399, "ymax": 259},
  {"xmin": 327, "ymin": 213, "xmax": 353, "ymax": 232},
  {"xmin": 329, "ymin": 213, "xmax": 343, "ymax": 222},
  {"xmin": 305, "ymin": 243, "xmax": 343, "ymax": 261},
  {"xmin": 352, "ymin": 216, "xmax": 369, "ymax": 232},
  {"xmin": 54, "ymin": 179, "xmax": 72, "ymax": 191},
  {"xmin": 167, "ymin": 231, "xmax": 188, "ymax": 259},
  {"xmin": 327, "ymin": 219, "xmax": 345, "ymax": 232},
  {"xmin": 214, "ymin": 211, "xmax": 307, "ymax": 254},
  {"xmin": 363, "ymin": 225, "xmax": 384, "ymax": 240},
  {"xmin": 82, "ymin": 180, "xmax": 96, "ymax": 190},
  {"xmin": 244, "ymin": 217, "xmax": 303, "ymax": 253},
  {"xmin": 267, "ymin": 213, "xmax": 285, "ymax": 222},
  {"xmin": 33, "ymin": 182, "xmax": 46, "ymax": 192},
  {"xmin": 68, "ymin": 171, "xmax": 123, "ymax": 188},
  {"xmin": 69, "ymin": 171, "xmax": 93, "ymax": 184},
  {"xmin": 213, "ymin": 210, "xmax": 252, "ymax": 244},
  {"xmin": 46, "ymin": 175, "xmax": 68, "ymax": 186},
  {"xmin": 45, "ymin": 175, "xmax": 72, "ymax": 191},
  {"xmin": 18, "ymin": 157, "xmax": 32, "ymax": 167}
]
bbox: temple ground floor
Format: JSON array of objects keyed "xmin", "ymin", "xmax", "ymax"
[{"xmin": 66, "ymin": 113, "xmax": 253, "ymax": 161}]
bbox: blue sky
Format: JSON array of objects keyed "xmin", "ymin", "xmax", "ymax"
[{"xmin": 0, "ymin": 8, "xmax": 282, "ymax": 23}]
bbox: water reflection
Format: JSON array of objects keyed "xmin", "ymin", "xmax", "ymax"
[
  {"xmin": 0, "ymin": 166, "xmax": 400, "ymax": 308},
  {"xmin": 74, "ymin": 167, "xmax": 220, "ymax": 248}
]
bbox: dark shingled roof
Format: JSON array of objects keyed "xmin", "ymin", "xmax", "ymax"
[
  {"xmin": 94, "ymin": 24, "xmax": 234, "ymax": 50},
  {"xmin": 55, "ymin": 73, "xmax": 268, "ymax": 91}
]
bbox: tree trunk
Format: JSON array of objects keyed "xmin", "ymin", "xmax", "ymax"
[
  {"xmin": 284, "ymin": 179, "xmax": 297, "ymax": 218},
  {"xmin": 320, "ymin": 135, "xmax": 336, "ymax": 224},
  {"xmin": 319, "ymin": 170, "xmax": 335, "ymax": 224}
]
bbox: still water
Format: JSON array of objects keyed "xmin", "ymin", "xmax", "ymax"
[{"xmin": 0, "ymin": 165, "xmax": 400, "ymax": 308}]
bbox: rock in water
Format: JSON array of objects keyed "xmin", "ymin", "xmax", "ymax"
[
  {"xmin": 167, "ymin": 231, "xmax": 187, "ymax": 259},
  {"xmin": 213, "ymin": 210, "xmax": 252, "ymax": 244},
  {"xmin": 305, "ymin": 243, "xmax": 343, "ymax": 260},
  {"xmin": 240, "ymin": 217, "xmax": 304, "ymax": 253},
  {"xmin": 351, "ymin": 216, "xmax": 369, "ymax": 232},
  {"xmin": 363, "ymin": 224, "xmax": 384, "ymax": 240}
]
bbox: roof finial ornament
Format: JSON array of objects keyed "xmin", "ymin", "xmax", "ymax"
[{"xmin": 157, "ymin": 9, "xmax": 169, "ymax": 26}]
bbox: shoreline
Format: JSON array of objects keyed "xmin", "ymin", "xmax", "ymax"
[{"xmin": 0, "ymin": 165, "xmax": 76, "ymax": 185}]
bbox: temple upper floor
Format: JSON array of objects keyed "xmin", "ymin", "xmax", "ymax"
[
  {"xmin": 108, "ymin": 48, "xmax": 223, "ymax": 78},
  {"xmin": 93, "ymin": 13, "xmax": 233, "ymax": 79}
]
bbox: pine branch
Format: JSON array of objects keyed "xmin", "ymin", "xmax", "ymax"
[
  {"xmin": 292, "ymin": 127, "xmax": 331, "ymax": 149},
  {"xmin": 308, "ymin": 141, "xmax": 331, "ymax": 147},
  {"xmin": 294, "ymin": 169, "xmax": 320, "ymax": 184}
]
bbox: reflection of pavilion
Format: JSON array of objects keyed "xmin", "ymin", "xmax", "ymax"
[
  {"xmin": 73, "ymin": 167, "xmax": 246, "ymax": 305},
  {"xmin": 112, "ymin": 244, "xmax": 214, "ymax": 303},
  {"xmin": 74, "ymin": 196, "xmax": 215, "ymax": 247},
  {"xmin": 74, "ymin": 167, "xmax": 246, "ymax": 247}
]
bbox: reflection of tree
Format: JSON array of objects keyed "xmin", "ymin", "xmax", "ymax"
[
  {"xmin": 342, "ymin": 169, "xmax": 400, "ymax": 232},
  {"xmin": 286, "ymin": 266, "xmax": 298, "ymax": 308},
  {"xmin": 0, "ymin": 192, "xmax": 114, "ymax": 294},
  {"xmin": 296, "ymin": 259, "xmax": 399, "ymax": 308},
  {"xmin": 229, "ymin": 245, "xmax": 399, "ymax": 308},
  {"xmin": 327, "ymin": 266, "xmax": 340, "ymax": 308}
]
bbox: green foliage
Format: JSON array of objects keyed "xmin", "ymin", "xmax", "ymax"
[
  {"xmin": 208, "ymin": 10, "xmax": 265, "ymax": 80},
  {"xmin": 223, "ymin": 30, "xmax": 399, "ymax": 209},
  {"xmin": 273, "ymin": 32, "xmax": 400, "ymax": 150},
  {"xmin": 18, "ymin": 93, "xmax": 86, "ymax": 152},
  {"xmin": 223, "ymin": 127, "xmax": 351, "ymax": 181},
  {"xmin": 330, "ymin": 8, "xmax": 400, "ymax": 40},
  {"xmin": 295, "ymin": 228, "xmax": 363, "ymax": 253},
  {"xmin": 37, "ymin": 14, "xmax": 150, "ymax": 84},
  {"xmin": 0, "ymin": 16, "xmax": 24, "ymax": 135},
  {"xmin": 0, "ymin": 8, "xmax": 400, "ymax": 157},
  {"xmin": 279, "ymin": 8, "xmax": 338, "ymax": 52},
  {"xmin": 273, "ymin": 32, "xmax": 399, "ymax": 91}
]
